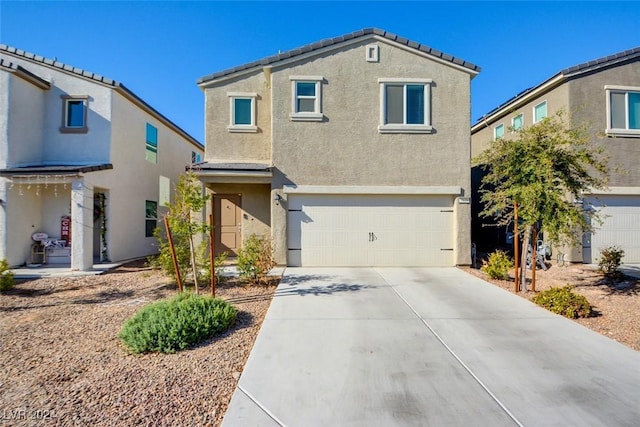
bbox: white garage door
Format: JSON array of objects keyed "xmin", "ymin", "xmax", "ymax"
[
  {"xmin": 287, "ymin": 194, "xmax": 454, "ymax": 267},
  {"xmin": 584, "ymin": 196, "xmax": 640, "ymax": 263}
]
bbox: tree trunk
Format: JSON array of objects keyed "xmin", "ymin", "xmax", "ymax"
[
  {"xmin": 189, "ymin": 233, "xmax": 199, "ymax": 294},
  {"xmin": 513, "ymin": 203, "xmax": 520, "ymax": 293},
  {"xmin": 531, "ymin": 224, "xmax": 538, "ymax": 292},
  {"xmin": 520, "ymin": 225, "xmax": 531, "ymax": 291},
  {"xmin": 164, "ymin": 217, "xmax": 183, "ymax": 293},
  {"xmin": 209, "ymin": 214, "xmax": 216, "ymax": 297}
]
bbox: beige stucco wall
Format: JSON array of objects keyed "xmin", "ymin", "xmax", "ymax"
[
  {"xmin": 471, "ymin": 83, "xmax": 570, "ymax": 159},
  {"xmin": 203, "ymin": 72, "xmax": 271, "ymax": 162},
  {"xmin": 568, "ymin": 61, "xmax": 640, "ymax": 187},
  {"xmin": 204, "ymin": 38, "xmax": 475, "ymax": 265}
]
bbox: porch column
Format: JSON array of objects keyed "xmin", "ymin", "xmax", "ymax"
[{"xmin": 71, "ymin": 178, "xmax": 93, "ymax": 271}]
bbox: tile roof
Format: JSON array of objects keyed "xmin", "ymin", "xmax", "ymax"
[
  {"xmin": 561, "ymin": 46, "xmax": 640, "ymax": 76},
  {"xmin": 198, "ymin": 28, "xmax": 480, "ymax": 85},
  {"xmin": 0, "ymin": 44, "xmax": 203, "ymax": 149}
]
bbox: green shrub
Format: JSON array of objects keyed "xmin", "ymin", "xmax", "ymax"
[
  {"xmin": 481, "ymin": 250, "xmax": 512, "ymax": 280},
  {"xmin": 119, "ymin": 293, "xmax": 237, "ymax": 354},
  {"xmin": 0, "ymin": 258, "xmax": 15, "ymax": 292},
  {"xmin": 237, "ymin": 234, "xmax": 275, "ymax": 284},
  {"xmin": 532, "ymin": 286, "xmax": 591, "ymax": 319},
  {"xmin": 598, "ymin": 246, "xmax": 625, "ymax": 278}
]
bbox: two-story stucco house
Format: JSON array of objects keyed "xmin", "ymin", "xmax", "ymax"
[
  {"xmin": 471, "ymin": 46, "xmax": 640, "ymax": 263},
  {"xmin": 196, "ymin": 28, "xmax": 480, "ymax": 267},
  {"xmin": 0, "ymin": 45, "xmax": 203, "ymax": 270}
]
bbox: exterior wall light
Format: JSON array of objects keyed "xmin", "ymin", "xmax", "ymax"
[{"xmin": 274, "ymin": 194, "xmax": 282, "ymax": 205}]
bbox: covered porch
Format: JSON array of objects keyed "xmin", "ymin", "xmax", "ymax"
[
  {"xmin": 0, "ymin": 164, "xmax": 112, "ymax": 271},
  {"xmin": 194, "ymin": 162, "xmax": 274, "ymax": 259}
]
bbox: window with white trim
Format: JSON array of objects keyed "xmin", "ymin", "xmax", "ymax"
[
  {"xmin": 533, "ymin": 101, "xmax": 547, "ymax": 123},
  {"xmin": 606, "ymin": 85, "xmax": 640, "ymax": 135},
  {"xmin": 512, "ymin": 113, "xmax": 523, "ymax": 130},
  {"xmin": 494, "ymin": 124, "xmax": 504, "ymax": 139},
  {"xmin": 378, "ymin": 78, "xmax": 432, "ymax": 133},
  {"xmin": 228, "ymin": 92, "xmax": 258, "ymax": 132},
  {"xmin": 290, "ymin": 76, "xmax": 323, "ymax": 121},
  {"xmin": 60, "ymin": 95, "xmax": 88, "ymax": 133}
]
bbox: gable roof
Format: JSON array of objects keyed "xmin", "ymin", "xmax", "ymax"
[
  {"xmin": 198, "ymin": 28, "xmax": 480, "ymax": 86},
  {"xmin": 0, "ymin": 44, "xmax": 203, "ymax": 150},
  {"xmin": 472, "ymin": 46, "xmax": 640, "ymax": 131}
]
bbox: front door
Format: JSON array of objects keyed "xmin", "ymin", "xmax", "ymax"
[{"xmin": 214, "ymin": 194, "xmax": 242, "ymax": 256}]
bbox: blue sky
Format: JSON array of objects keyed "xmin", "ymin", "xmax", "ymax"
[{"xmin": 1, "ymin": 1, "xmax": 639, "ymax": 144}]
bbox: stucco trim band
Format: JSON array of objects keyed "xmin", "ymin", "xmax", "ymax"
[
  {"xmin": 283, "ymin": 185, "xmax": 462, "ymax": 195},
  {"xmin": 584, "ymin": 186, "xmax": 640, "ymax": 196}
]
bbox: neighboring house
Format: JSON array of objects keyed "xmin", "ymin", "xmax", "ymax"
[
  {"xmin": 0, "ymin": 45, "xmax": 203, "ymax": 270},
  {"xmin": 471, "ymin": 46, "xmax": 640, "ymax": 263},
  {"xmin": 196, "ymin": 28, "xmax": 480, "ymax": 267}
]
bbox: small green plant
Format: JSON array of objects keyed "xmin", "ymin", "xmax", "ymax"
[
  {"xmin": 598, "ymin": 246, "xmax": 625, "ymax": 278},
  {"xmin": 0, "ymin": 258, "xmax": 15, "ymax": 292},
  {"xmin": 532, "ymin": 286, "xmax": 591, "ymax": 319},
  {"xmin": 119, "ymin": 292, "xmax": 237, "ymax": 354},
  {"xmin": 237, "ymin": 234, "xmax": 275, "ymax": 284},
  {"xmin": 481, "ymin": 250, "xmax": 512, "ymax": 280}
]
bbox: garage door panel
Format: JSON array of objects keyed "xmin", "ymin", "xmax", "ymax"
[
  {"xmin": 288, "ymin": 194, "xmax": 454, "ymax": 267},
  {"xmin": 585, "ymin": 196, "xmax": 640, "ymax": 263}
]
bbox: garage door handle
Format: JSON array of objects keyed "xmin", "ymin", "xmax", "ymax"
[{"xmin": 369, "ymin": 232, "xmax": 377, "ymax": 242}]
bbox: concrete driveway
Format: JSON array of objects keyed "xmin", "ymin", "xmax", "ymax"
[{"xmin": 222, "ymin": 268, "xmax": 640, "ymax": 426}]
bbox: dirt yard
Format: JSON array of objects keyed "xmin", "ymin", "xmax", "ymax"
[
  {"xmin": 463, "ymin": 262, "xmax": 640, "ymax": 352},
  {"xmin": 0, "ymin": 261, "xmax": 276, "ymax": 426},
  {"xmin": 1, "ymin": 260, "xmax": 637, "ymax": 426}
]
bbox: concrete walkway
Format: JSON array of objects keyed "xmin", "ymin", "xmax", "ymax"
[{"xmin": 222, "ymin": 267, "xmax": 640, "ymax": 426}]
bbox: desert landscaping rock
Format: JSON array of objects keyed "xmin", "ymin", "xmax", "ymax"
[
  {"xmin": 2, "ymin": 261, "xmax": 638, "ymax": 426},
  {"xmin": 464, "ymin": 263, "xmax": 640, "ymax": 351},
  {"xmin": 0, "ymin": 261, "xmax": 276, "ymax": 426}
]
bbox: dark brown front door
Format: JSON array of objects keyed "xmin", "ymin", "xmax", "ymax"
[{"xmin": 214, "ymin": 194, "xmax": 242, "ymax": 256}]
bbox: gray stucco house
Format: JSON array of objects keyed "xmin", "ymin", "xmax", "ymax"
[
  {"xmin": 471, "ymin": 46, "xmax": 640, "ymax": 263},
  {"xmin": 196, "ymin": 28, "xmax": 480, "ymax": 267}
]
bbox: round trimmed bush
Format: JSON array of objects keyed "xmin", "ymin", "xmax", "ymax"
[
  {"xmin": 531, "ymin": 286, "xmax": 591, "ymax": 319},
  {"xmin": 119, "ymin": 292, "xmax": 237, "ymax": 354}
]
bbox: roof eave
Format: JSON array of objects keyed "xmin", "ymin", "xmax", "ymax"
[
  {"xmin": 197, "ymin": 28, "xmax": 480, "ymax": 88},
  {"xmin": 471, "ymin": 73, "xmax": 566, "ymax": 132}
]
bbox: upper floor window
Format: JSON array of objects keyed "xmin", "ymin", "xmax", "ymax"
[
  {"xmin": 378, "ymin": 78, "xmax": 433, "ymax": 133},
  {"xmin": 290, "ymin": 76, "xmax": 323, "ymax": 121},
  {"xmin": 533, "ymin": 101, "xmax": 547, "ymax": 123},
  {"xmin": 228, "ymin": 92, "xmax": 258, "ymax": 132},
  {"xmin": 60, "ymin": 95, "xmax": 88, "ymax": 133},
  {"xmin": 191, "ymin": 151, "xmax": 202, "ymax": 164},
  {"xmin": 494, "ymin": 124, "xmax": 505, "ymax": 139},
  {"xmin": 146, "ymin": 123, "xmax": 158, "ymax": 164},
  {"xmin": 606, "ymin": 85, "xmax": 640, "ymax": 136},
  {"xmin": 512, "ymin": 113, "xmax": 524, "ymax": 131}
]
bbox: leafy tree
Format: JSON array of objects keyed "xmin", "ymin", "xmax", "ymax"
[
  {"xmin": 474, "ymin": 110, "xmax": 609, "ymax": 289},
  {"xmin": 153, "ymin": 171, "xmax": 209, "ymax": 293}
]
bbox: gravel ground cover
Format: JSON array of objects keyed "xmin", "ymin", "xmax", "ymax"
[
  {"xmin": 463, "ymin": 262, "xmax": 640, "ymax": 352},
  {"xmin": 0, "ymin": 261, "xmax": 276, "ymax": 426},
  {"xmin": 2, "ymin": 261, "xmax": 637, "ymax": 426}
]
